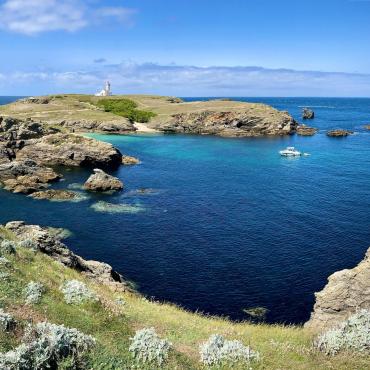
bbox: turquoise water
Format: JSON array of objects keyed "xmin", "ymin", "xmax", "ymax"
[{"xmin": 1, "ymin": 97, "xmax": 370, "ymax": 324}]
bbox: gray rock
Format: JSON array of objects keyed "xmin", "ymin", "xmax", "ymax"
[
  {"xmin": 305, "ymin": 247, "xmax": 370, "ymax": 332},
  {"xmin": 302, "ymin": 108, "xmax": 315, "ymax": 120},
  {"xmin": 84, "ymin": 169, "xmax": 123, "ymax": 192}
]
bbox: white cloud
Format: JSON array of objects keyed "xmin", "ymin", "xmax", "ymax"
[
  {"xmin": 1, "ymin": 63, "xmax": 370, "ymax": 97},
  {"xmin": 0, "ymin": 0, "xmax": 136, "ymax": 35}
]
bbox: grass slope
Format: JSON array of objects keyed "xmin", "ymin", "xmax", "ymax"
[{"xmin": 0, "ymin": 227, "xmax": 369, "ymax": 369}]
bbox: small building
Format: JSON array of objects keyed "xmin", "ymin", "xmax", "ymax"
[{"xmin": 95, "ymin": 81, "xmax": 112, "ymax": 97}]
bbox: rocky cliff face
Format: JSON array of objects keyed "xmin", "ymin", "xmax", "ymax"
[
  {"xmin": 149, "ymin": 107, "xmax": 297, "ymax": 137},
  {"xmin": 305, "ymin": 247, "xmax": 370, "ymax": 332},
  {"xmin": 4, "ymin": 221, "xmax": 129, "ymax": 291}
]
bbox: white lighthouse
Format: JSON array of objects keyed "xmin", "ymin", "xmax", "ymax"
[{"xmin": 95, "ymin": 81, "xmax": 112, "ymax": 96}]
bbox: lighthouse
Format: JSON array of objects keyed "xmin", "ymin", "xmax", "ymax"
[{"xmin": 95, "ymin": 81, "xmax": 112, "ymax": 96}]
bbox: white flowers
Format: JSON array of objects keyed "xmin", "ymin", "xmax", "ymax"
[
  {"xmin": 316, "ymin": 309, "xmax": 370, "ymax": 355},
  {"xmin": 60, "ymin": 280, "xmax": 97, "ymax": 304},
  {"xmin": 199, "ymin": 334, "xmax": 260, "ymax": 366},
  {"xmin": 129, "ymin": 327, "xmax": 172, "ymax": 366}
]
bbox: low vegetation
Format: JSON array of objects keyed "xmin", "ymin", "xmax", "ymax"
[
  {"xmin": 94, "ymin": 98, "xmax": 157, "ymax": 123},
  {"xmin": 0, "ymin": 228, "xmax": 369, "ymax": 369}
]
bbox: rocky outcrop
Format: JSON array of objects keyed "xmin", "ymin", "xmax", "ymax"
[
  {"xmin": 150, "ymin": 109, "xmax": 297, "ymax": 137},
  {"xmin": 302, "ymin": 108, "xmax": 315, "ymax": 120},
  {"xmin": 4, "ymin": 221, "xmax": 129, "ymax": 291},
  {"xmin": 16, "ymin": 133, "xmax": 122, "ymax": 169},
  {"xmin": 59, "ymin": 119, "xmax": 134, "ymax": 134},
  {"xmin": 296, "ymin": 125, "xmax": 318, "ymax": 136},
  {"xmin": 305, "ymin": 247, "xmax": 370, "ymax": 332},
  {"xmin": 0, "ymin": 160, "xmax": 60, "ymax": 194},
  {"xmin": 327, "ymin": 129, "xmax": 353, "ymax": 137},
  {"xmin": 83, "ymin": 169, "xmax": 123, "ymax": 192}
]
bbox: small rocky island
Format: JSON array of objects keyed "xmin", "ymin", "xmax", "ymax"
[{"xmin": 326, "ymin": 129, "xmax": 354, "ymax": 137}]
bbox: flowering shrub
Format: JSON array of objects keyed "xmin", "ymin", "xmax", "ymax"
[
  {"xmin": 129, "ymin": 327, "xmax": 172, "ymax": 366},
  {"xmin": 0, "ymin": 322, "xmax": 95, "ymax": 369},
  {"xmin": 0, "ymin": 309, "xmax": 16, "ymax": 332},
  {"xmin": 24, "ymin": 282, "xmax": 44, "ymax": 305},
  {"xmin": 60, "ymin": 280, "xmax": 97, "ymax": 304},
  {"xmin": 0, "ymin": 240, "xmax": 16, "ymax": 255},
  {"xmin": 316, "ymin": 309, "xmax": 370, "ymax": 355},
  {"xmin": 199, "ymin": 334, "xmax": 260, "ymax": 366}
]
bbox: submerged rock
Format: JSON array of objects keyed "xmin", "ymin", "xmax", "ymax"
[
  {"xmin": 0, "ymin": 159, "xmax": 61, "ymax": 194},
  {"xmin": 90, "ymin": 201, "xmax": 145, "ymax": 214},
  {"xmin": 305, "ymin": 247, "xmax": 370, "ymax": 332},
  {"xmin": 4, "ymin": 221, "xmax": 129, "ymax": 290},
  {"xmin": 296, "ymin": 125, "xmax": 318, "ymax": 136},
  {"xmin": 83, "ymin": 169, "xmax": 123, "ymax": 192},
  {"xmin": 326, "ymin": 129, "xmax": 353, "ymax": 137},
  {"xmin": 30, "ymin": 189, "xmax": 87, "ymax": 202}
]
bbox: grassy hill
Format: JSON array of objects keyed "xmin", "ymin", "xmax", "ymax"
[{"xmin": 0, "ymin": 226, "xmax": 368, "ymax": 369}]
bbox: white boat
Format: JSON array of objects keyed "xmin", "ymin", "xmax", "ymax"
[{"xmin": 279, "ymin": 146, "xmax": 302, "ymax": 157}]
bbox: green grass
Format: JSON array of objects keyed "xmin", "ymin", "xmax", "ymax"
[
  {"xmin": 94, "ymin": 98, "xmax": 157, "ymax": 123},
  {"xmin": 0, "ymin": 233, "xmax": 369, "ymax": 369}
]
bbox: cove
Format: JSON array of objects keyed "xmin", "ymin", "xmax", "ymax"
[{"xmin": 1, "ymin": 97, "xmax": 370, "ymax": 324}]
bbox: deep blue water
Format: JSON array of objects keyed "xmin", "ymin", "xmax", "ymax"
[{"xmin": 1, "ymin": 96, "xmax": 370, "ymax": 324}]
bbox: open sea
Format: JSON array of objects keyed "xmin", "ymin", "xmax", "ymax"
[{"xmin": 1, "ymin": 96, "xmax": 370, "ymax": 324}]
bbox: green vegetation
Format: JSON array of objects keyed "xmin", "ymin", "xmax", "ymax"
[
  {"xmin": 95, "ymin": 98, "xmax": 157, "ymax": 123},
  {"xmin": 0, "ymin": 229, "xmax": 369, "ymax": 369}
]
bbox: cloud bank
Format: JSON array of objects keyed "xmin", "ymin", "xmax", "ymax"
[
  {"xmin": 0, "ymin": 0, "xmax": 136, "ymax": 35},
  {"xmin": 1, "ymin": 62, "xmax": 370, "ymax": 97}
]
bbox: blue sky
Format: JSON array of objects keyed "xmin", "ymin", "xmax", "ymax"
[{"xmin": 0, "ymin": 0, "xmax": 370, "ymax": 96}]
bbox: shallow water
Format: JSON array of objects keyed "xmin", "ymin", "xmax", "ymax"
[{"xmin": 1, "ymin": 96, "xmax": 370, "ymax": 324}]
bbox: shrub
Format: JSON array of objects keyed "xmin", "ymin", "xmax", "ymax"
[
  {"xmin": 129, "ymin": 327, "xmax": 172, "ymax": 366},
  {"xmin": 24, "ymin": 282, "xmax": 44, "ymax": 305},
  {"xmin": 199, "ymin": 334, "xmax": 260, "ymax": 366},
  {"xmin": 0, "ymin": 240, "xmax": 16, "ymax": 255},
  {"xmin": 0, "ymin": 322, "xmax": 95, "ymax": 369},
  {"xmin": 96, "ymin": 98, "xmax": 156, "ymax": 123},
  {"xmin": 60, "ymin": 280, "xmax": 97, "ymax": 304},
  {"xmin": 0, "ymin": 309, "xmax": 16, "ymax": 332},
  {"xmin": 0, "ymin": 257, "xmax": 10, "ymax": 266},
  {"xmin": 316, "ymin": 309, "xmax": 370, "ymax": 355},
  {"xmin": 19, "ymin": 239, "xmax": 39, "ymax": 251}
]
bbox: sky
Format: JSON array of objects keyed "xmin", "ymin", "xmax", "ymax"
[{"xmin": 0, "ymin": 0, "xmax": 370, "ymax": 96}]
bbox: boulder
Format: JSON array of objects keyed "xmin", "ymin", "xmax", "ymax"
[
  {"xmin": 302, "ymin": 108, "xmax": 315, "ymax": 120},
  {"xmin": 364, "ymin": 125, "xmax": 370, "ymax": 130},
  {"xmin": 16, "ymin": 133, "xmax": 122, "ymax": 169},
  {"xmin": 0, "ymin": 159, "xmax": 61, "ymax": 194},
  {"xmin": 84, "ymin": 169, "xmax": 123, "ymax": 192},
  {"xmin": 121, "ymin": 155, "xmax": 140, "ymax": 165},
  {"xmin": 4, "ymin": 221, "xmax": 129, "ymax": 291},
  {"xmin": 296, "ymin": 125, "xmax": 318, "ymax": 136},
  {"xmin": 305, "ymin": 247, "xmax": 370, "ymax": 332},
  {"xmin": 326, "ymin": 129, "xmax": 353, "ymax": 137}
]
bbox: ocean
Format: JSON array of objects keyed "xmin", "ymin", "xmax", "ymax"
[{"xmin": 1, "ymin": 96, "xmax": 370, "ymax": 324}]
